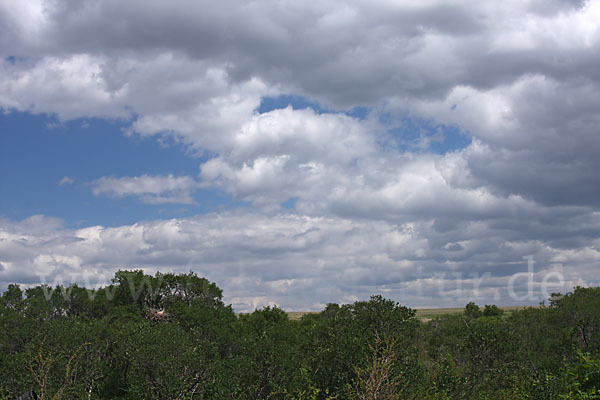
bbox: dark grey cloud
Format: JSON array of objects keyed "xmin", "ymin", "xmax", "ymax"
[{"xmin": 4, "ymin": 1, "xmax": 598, "ymax": 107}]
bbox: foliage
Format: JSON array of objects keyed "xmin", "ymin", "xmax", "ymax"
[
  {"xmin": 0, "ymin": 273, "xmax": 599, "ymax": 399},
  {"xmin": 464, "ymin": 302, "xmax": 482, "ymax": 319},
  {"xmin": 483, "ymin": 304, "xmax": 504, "ymax": 317}
]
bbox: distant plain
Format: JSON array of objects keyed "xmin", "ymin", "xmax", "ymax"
[{"xmin": 284, "ymin": 306, "xmax": 540, "ymax": 322}]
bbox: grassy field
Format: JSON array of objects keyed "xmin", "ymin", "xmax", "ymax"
[
  {"xmin": 415, "ymin": 308, "xmax": 464, "ymax": 321},
  {"xmin": 286, "ymin": 311, "xmax": 318, "ymax": 320},
  {"xmin": 284, "ymin": 306, "xmax": 539, "ymax": 322}
]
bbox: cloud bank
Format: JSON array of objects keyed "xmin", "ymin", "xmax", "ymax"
[{"xmin": 91, "ymin": 174, "xmax": 199, "ymax": 204}]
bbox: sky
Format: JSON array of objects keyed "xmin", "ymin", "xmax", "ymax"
[{"xmin": 1, "ymin": 0, "xmax": 599, "ymax": 312}]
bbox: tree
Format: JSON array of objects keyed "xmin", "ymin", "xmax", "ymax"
[
  {"xmin": 551, "ymin": 287, "xmax": 600, "ymax": 354},
  {"xmin": 464, "ymin": 302, "xmax": 482, "ymax": 319},
  {"xmin": 483, "ymin": 304, "xmax": 504, "ymax": 317}
]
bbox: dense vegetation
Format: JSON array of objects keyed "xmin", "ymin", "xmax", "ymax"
[{"xmin": 1, "ymin": 270, "xmax": 599, "ymax": 399}]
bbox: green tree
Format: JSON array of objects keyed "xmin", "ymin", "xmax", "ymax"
[
  {"xmin": 464, "ymin": 302, "xmax": 482, "ymax": 319},
  {"xmin": 483, "ymin": 304, "xmax": 504, "ymax": 317}
]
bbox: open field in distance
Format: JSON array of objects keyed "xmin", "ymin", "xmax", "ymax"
[{"xmin": 284, "ymin": 306, "xmax": 541, "ymax": 322}]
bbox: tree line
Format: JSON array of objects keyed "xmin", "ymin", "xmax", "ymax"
[{"xmin": 0, "ymin": 270, "xmax": 599, "ymax": 399}]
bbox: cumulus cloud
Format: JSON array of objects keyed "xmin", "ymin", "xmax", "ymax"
[
  {"xmin": 90, "ymin": 174, "xmax": 199, "ymax": 204},
  {"xmin": 199, "ymin": 107, "xmax": 377, "ymax": 208},
  {"xmin": 2, "ymin": 1, "xmax": 598, "ymax": 121},
  {"xmin": 402, "ymin": 74, "xmax": 600, "ymax": 207}
]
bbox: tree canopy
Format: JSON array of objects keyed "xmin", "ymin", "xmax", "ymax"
[{"xmin": 0, "ymin": 271, "xmax": 599, "ymax": 399}]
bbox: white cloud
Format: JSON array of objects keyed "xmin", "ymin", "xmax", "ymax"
[
  {"xmin": 90, "ymin": 174, "xmax": 199, "ymax": 204},
  {"xmin": 1, "ymin": 212, "xmax": 599, "ymax": 312},
  {"xmin": 58, "ymin": 176, "xmax": 75, "ymax": 186},
  {"xmin": 0, "ymin": 54, "xmax": 129, "ymax": 119},
  {"xmin": 199, "ymin": 107, "xmax": 376, "ymax": 208}
]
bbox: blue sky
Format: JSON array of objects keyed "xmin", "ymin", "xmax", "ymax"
[
  {"xmin": 1, "ymin": 0, "xmax": 599, "ymax": 312},
  {"xmin": 1, "ymin": 112, "xmax": 208, "ymax": 226}
]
